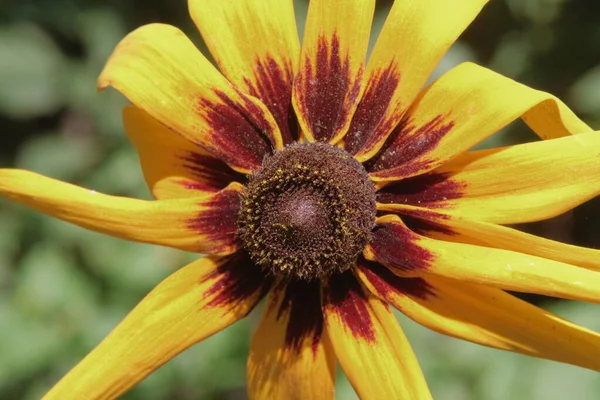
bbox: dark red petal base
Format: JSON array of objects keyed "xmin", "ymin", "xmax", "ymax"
[
  {"xmin": 358, "ymin": 257, "xmax": 434, "ymax": 300},
  {"xmin": 366, "ymin": 116, "xmax": 454, "ymax": 178},
  {"xmin": 272, "ymin": 279, "xmax": 324, "ymax": 355},
  {"xmin": 204, "ymin": 251, "xmax": 273, "ymax": 310},
  {"xmin": 295, "ymin": 33, "xmax": 362, "ymax": 142},
  {"xmin": 323, "ymin": 270, "xmax": 375, "ymax": 342},
  {"xmin": 369, "ymin": 220, "xmax": 435, "ymax": 273},
  {"xmin": 178, "ymin": 151, "xmax": 246, "ymax": 192},
  {"xmin": 376, "ymin": 172, "xmax": 465, "ymax": 208},
  {"xmin": 187, "ymin": 187, "xmax": 244, "ymax": 253},
  {"xmin": 245, "ymin": 56, "xmax": 299, "ymax": 144},
  {"xmin": 343, "ymin": 63, "xmax": 401, "ymax": 155},
  {"xmin": 196, "ymin": 89, "xmax": 277, "ymax": 170}
]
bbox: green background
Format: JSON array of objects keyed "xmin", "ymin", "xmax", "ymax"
[{"xmin": 1, "ymin": 0, "xmax": 599, "ymax": 399}]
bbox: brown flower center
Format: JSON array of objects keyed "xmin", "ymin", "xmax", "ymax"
[{"xmin": 237, "ymin": 142, "xmax": 376, "ymax": 280}]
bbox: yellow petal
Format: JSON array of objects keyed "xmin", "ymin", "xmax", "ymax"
[
  {"xmin": 367, "ymin": 62, "xmax": 593, "ymax": 182},
  {"xmin": 377, "ymin": 204, "xmax": 600, "ymax": 272},
  {"xmin": 293, "ymin": 0, "xmax": 375, "ymax": 143},
  {"xmin": 247, "ymin": 280, "xmax": 335, "ymax": 400},
  {"xmin": 345, "ymin": 0, "xmax": 488, "ymax": 159},
  {"xmin": 98, "ymin": 23, "xmax": 282, "ymax": 174},
  {"xmin": 366, "ymin": 215, "xmax": 600, "ymax": 303},
  {"xmin": 0, "ymin": 169, "xmax": 243, "ymax": 255},
  {"xmin": 123, "ymin": 105, "xmax": 244, "ymax": 200},
  {"xmin": 376, "ymin": 131, "xmax": 600, "ymax": 223},
  {"xmin": 322, "ymin": 271, "xmax": 431, "ymax": 400},
  {"xmin": 43, "ymin": 254, "xmax": 272, "ymax": 400},
  {"xmin": 358, "ymin": 261, "xmax": 600, "ymax": 372},
  {"xmin": 189, "ymin": 0, "xmax": 300, "ymax": 143}
]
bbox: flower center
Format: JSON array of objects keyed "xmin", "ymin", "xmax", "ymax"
[{"xmin": 237, "ymin": 142, "xmax": 376, "ymax": 280}]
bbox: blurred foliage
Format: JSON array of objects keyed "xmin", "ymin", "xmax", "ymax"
[{"xmin": 0, "ymin": 0, "xmax": 599, "ymax": 399}]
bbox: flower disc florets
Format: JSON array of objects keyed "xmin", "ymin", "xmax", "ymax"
[{"xmin": 238, "ymin": 142, "xmax": 376, "ymax": 280}]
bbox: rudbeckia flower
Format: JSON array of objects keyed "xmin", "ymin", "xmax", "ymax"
[{"xmin": 2, "ymin": 0, "xmax": 600, "ymax": 398}]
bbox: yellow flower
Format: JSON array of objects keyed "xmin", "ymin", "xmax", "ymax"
[{"xmin": 1, "ymin": 0, "xmax": 600, "ymax": 399}]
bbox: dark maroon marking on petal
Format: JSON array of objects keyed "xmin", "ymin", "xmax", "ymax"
[
  {"xmin": 294, "ymin": 33, "xmax": 363, "ymax": 142},
  {"xmin": 187, "ymin": 187, "xmax": 243, "ymax": 252},
  {"xmin": 196, "ymin": 89, "xmax": 276, "ymax": 170},
  {"xmin": 176, "ymin": 179, "xmax": 220, "ymax": 193},
  {"xmin": 366, "ymin": 115, "xmax": 454, "ymax": 178},
  {"xmin": 179, "ymin": 151, "xmax": 247, "ymax": 192},
  {"xmin": 323, "ymin": 270, "xmax": 375, "ymax": 342},
  {"xmin": 204, "ymin": 251, "xmax": 273, "ymax": 311},
  {"xmin": 399, "ymin": 212, "xmax": 456, "ymax": 237},
  {"xmin": 358, "ymin": 257, "xmax": 434, "ymax": 300},
  {"xmin": 369, "ymin": 220, "xmax": 434, "ymax": 272},
  {"xmin": 377, "ymin": 208, "xmax": 457, "ymax": 237},
  {"xmin": 272, "ymin": 279, "xmax": 324, "ymax": 355},
  {"xmin": 344, "ymin": 64, "xmax": 401, "ymax": 155},
  {"xmin": 244, "ymin": 56, "xmax": 299, "ymax": 144},
  {"xmin": 376, "ymin": 172, "xmax": 465, "ymax": 209}
]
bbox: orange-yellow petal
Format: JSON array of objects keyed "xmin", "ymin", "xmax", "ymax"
[
  {"xmin": 376, "ymin": 131, "xmax": 600, "ymax": 224},
  {"xmin": 98, "ymin": 23, "xmax": 282, "ymax": 174},
  {"xmin": 247, "ymin": 280, "xmax": 335, "ymax": 400},
  {"xmin": 322, "ymin": 271, "xmax": 431, "ymax": 400},
  {"xmin": 358, "ymin": 261, "xmax": 600, "ymax": 372},
  {"xmin": 44, "ymin": 254, "xmax": 272, "ymax": 400},
  {"xmin": 376, "ymin": 205, "xmax": 600, "ymax": 272},
  {"xmin": 123, "ymin": 105, "xmax": 244, "ymax": 200},
  {"xmin": 0, "ymin": 169, "xmax": 243, "ymax": 255},
  {"xmin": 189, "ymin": 0, "xmax": 300, "ymax": 143},
  {"xmin": 366, "ymin": 215, "xmax": 600, "ymax": 303},
  {"xmin": 344, "ymin": 0, "xmax": 488, "ymax": 159},
  {"xmin": 292, "ymin": 0, "xmax": 375, "ymax": 143},
  {"xmin": 367, "ymin": 63, "xmax": 593, "ymax": 182}
]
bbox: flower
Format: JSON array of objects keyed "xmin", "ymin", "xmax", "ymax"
[{"xmin": 2, "ymin": 0, "xmax": 600, "ymax": 398}]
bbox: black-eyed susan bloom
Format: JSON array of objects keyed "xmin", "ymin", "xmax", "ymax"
[{"xmin": 2, "ymin": 0, "xmax": 600, "ymax": 398}]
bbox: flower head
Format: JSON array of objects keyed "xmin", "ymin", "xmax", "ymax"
[{"xmin": 2, "ymin": 0, "xmax": 600, "ymax": 399}]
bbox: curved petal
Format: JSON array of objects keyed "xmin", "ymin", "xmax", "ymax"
[
  {"xmin": 247, "ymin": 280, "xmax": 335, "ymax": 400},
  {"xmin": 376, "ymin": 131, "xmax": 600, "ymax": 224},
  {"xmin": 292, "ymin": 0, "xmax": 375, "ymax": 143},
  {"xmin": 44, "ymin": 254, "xmax": 272, "ymax": 400},
  {"xmin": 321, "ymin": 271, "xmax": 431, "ymax": 400},
  {"xmin": 123, "ymin": 106, "xmax": 245, "ymax": 200},
  {"xmin": 98, "ymin": 23, "xmax": 282, "ymax": 174},
  {"xmin": 367, "ymin": 63, "xmax": 593, "ymax": 182},
  {"xmin": 0, "ymin": 169, "xmax": 243, "ymax": 255},
  {"xmin": 357, "ymin": 261, "xmax": 600, "ymax": 372},
  {"xmin": 376, "ymin": 204, "xmax": 600, "ymax": 272},
  {"xmin": 365, "ymin": 215, "xmax": 600, "ymax": 304},
  {"xmin": 189, "ymin": 0, "xmax": 300, "ymax": 143},
  {"xmin": 344, "ymin": 0, "xmax": 488, "ymax": 159}
]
